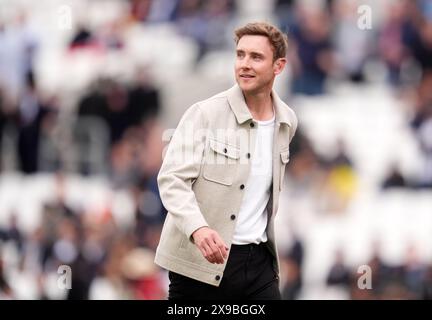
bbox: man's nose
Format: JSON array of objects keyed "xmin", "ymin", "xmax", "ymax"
[{"xmin": 239, "ymin": 57, "xmax": 251, "ymax": 69}]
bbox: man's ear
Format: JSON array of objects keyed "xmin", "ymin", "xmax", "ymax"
[{"xmin": 274, "ymin": 58, "xmax": 287, "ymax": 75}]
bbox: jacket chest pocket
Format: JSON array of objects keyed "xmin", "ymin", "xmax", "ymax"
[
  {"xmin": 279, "ymin": 149, "xmax": 290, "ymax": 190},
  {"xmin": 202, "ymin": 139, "xmax": 240, "ymax": 186}
]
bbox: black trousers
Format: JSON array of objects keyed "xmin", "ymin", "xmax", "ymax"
[{"xmin": 168, "ymin": 242, "xmax": 281, "ymax": 300}]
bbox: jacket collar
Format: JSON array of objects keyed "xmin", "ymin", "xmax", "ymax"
[{"xmin": 226, "ymin": 84, "xmax": 292, "ymax": 127}]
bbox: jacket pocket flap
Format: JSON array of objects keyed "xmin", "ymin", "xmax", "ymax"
[
  {"xmin": 280, "ymin": 150, "xmax": 290, "ymax": 163},
  {"xmin": 209, "ymin": 140, "xmax": 240, "ymax": 160}
]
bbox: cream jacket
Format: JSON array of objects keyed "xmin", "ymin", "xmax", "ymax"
[{"xmin": 154, "ymin": 84, "xmax": 298, "ymax": 286}]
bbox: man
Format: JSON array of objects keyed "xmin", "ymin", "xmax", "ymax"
[{"xmin": 155, "ymin": 22, "xmax": 298, "ymax": 299}]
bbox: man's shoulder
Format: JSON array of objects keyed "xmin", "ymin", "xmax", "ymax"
[
  {"xmin": 193, "ymin": 89, "xmax": 230, "ymax": 115},
  {"xmin": 197, "ymin": 89, "xmax": 229, "ymax": 107},
  {"xmin": 282, "ymin": 102, "xmax": 298, "ymax": 123},
  {"xmin": 275, "ymin": 95, "xmax": 298, "ymax": 128}
]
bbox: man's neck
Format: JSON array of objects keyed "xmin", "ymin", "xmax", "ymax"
[{"xmin": 243, "ymin": 90, "xmax": 274, "ymax": 121}]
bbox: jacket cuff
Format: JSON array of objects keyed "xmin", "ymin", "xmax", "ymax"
[{"xmin": 184, "ymin": 217, "xmax": 209, "ymax": 243}]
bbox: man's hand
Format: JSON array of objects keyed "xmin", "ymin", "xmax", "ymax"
[{"xmin": 192, "ymin": 227, "xmax": 229, "ymax": 264}]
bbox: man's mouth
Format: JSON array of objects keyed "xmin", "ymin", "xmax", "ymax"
[{"xmin": 240, "ymin": 74, "xmax": 255, "ymax": 78}]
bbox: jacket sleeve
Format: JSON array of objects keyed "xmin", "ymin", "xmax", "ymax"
[{"xmin": 157, "ymin": 103, "xmax": 209, "ymax": 240}]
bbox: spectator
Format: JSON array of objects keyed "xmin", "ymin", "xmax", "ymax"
[
  {"xmin": 128, "ymin": 68, "xmax": 161, "ymax": 126},
  {"xmin": 287, "ymin": 6, "xmax": 334, "ymax": 95},
  {"xmin": 326, "ymin": 249, "xmax": 351, "ymax": 288},
  {"xmin": 17, "ymin": 76, "xmax": 51, "ymax": 174},
  {"xmin": 0, "ymin": 254, "xmax": 13, "ymax": 299},
  {"xmin": 382, "ymin": 165, "xmax": 407, "ymax": 189},
  {"xmin": 403, "ymin": 245, "xmax": 427, "ymax": 298}
]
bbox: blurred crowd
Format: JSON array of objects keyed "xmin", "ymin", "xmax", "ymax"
[
  {"xmin": 280, "ymin": 236, "xmax": 432, "ymax": 300},
  {"xmin": 1, "ymin": 0, "xmax": 432, "ymax": 299},
  {"xmin": 281, "ymin": 0, "xmax": 432, "ymax": 189}
]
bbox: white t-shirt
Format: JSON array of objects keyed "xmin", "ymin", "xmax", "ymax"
[{"xmin": 232, "ymin": 112, "xmax": 275, "ymax": 244}]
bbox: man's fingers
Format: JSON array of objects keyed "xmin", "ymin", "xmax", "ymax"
[
  {"xmin": 206, "ymin": 238, "xmax": 223, "ymax": 264},
  {"xmin": 209, "ymin": 240, "xmax": 225, "ymax": 264},
  {"xmin": 198, "ymin": 243, "xmax": 209, "ymax": 260},
  {"xmin": 218, "ymin": 242, "xmax": 228, "ymax": 259},
  {"xmin": 196, "ymin": 237, "xmax": 216, "ymax": 263},
  {"xmin": 195, "ymin": 229, "xmax": 229, "ymax": 264},
  {"xmin": 212, "ymin": 234, "xmax": 229, "ymax": 260},
  {"xmin": 201, "ymin": 242, "xmax": 216, "ymax": 263}
]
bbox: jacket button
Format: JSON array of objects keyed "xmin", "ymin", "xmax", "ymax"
[
  {"xmin": 215, "ymin": 275, "xmax": 221, "ymax": 281},
  {"xmin": 230, "ymin": 214, "xmax": 236, "ymax": 220},
  {"xmin": 223, "ymin": 148, "xmax": 227, "ymax": 153},
  {"xmin": 250, "ymin": 122, "xmax": 255, "ymax": 128},
  {"xmin": 240, "ymin": 184, "xmax": 245, "ymax": 190},
  {"xmin": 246, "ymin": 153, "xmax": 251, "ymax": 159}
]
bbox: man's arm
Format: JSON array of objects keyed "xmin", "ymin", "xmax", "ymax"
[{"xmin": 157, "ymin": 104, "xmax": 228, "ymax": 264}]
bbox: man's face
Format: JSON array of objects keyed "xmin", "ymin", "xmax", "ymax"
[{"xmin": 235, "ymin": 35, "xmax": 285, "ymax": 95}]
